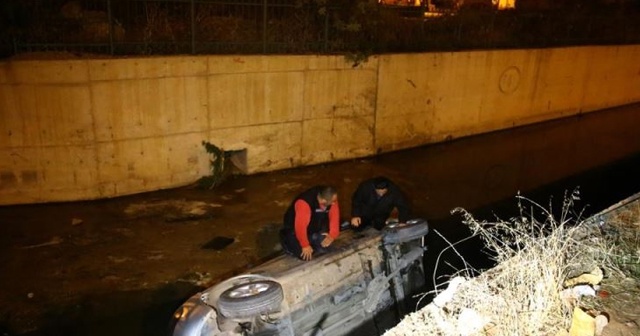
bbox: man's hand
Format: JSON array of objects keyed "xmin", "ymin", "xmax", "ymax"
[
  {"xmin": 300, "ymin": 246, "xmax": 313, "ymax": 261},
  {"xmin": 320, "ymin": 233, "xmax": 334, "ymax": 247},
  {"xmin": 351, "ymin": 217, "xmax": 361, "ymax": 227}
]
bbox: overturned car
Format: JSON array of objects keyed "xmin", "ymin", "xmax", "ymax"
[{"xmin": 171, "ymin": 219, "xmax": 429, "ymax": 336}]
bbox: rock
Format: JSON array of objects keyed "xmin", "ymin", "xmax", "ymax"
[
  {"xmin": 274, "ymin": 200, "xmax": 289, "ymax": 207},
  {"xmin": 147, "ymin": 254, "xmax": 164, "ymax": 260},
  {"xmin": 108, "ymin": 256, "xmax": 131, "ymax": 263},
  {"xmin": 22, "ymin": 236, "xmax": 63, "ymax": 249}
]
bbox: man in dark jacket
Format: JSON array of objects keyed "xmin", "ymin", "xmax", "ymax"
[
  {"xmin": 350, "ymin": 176, "xmax": 411, "ymax": 230},
  {"xmin": 280, "ymin": 185, "xmax": 341, "ymax": 261}
]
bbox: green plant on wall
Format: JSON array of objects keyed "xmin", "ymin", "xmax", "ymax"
[
  {"xmin": 344, "ymin": 51, "xmax": 371, "ymax": 67},
  {"xmin": 199, "ymin": 141, "xmax": 228, "ymax": 189}
]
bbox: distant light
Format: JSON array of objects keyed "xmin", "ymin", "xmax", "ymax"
[
  {"xmin": 497, "ymin": 0, "xmax": 516, "ymax": 10},
  {"xmin": 424, "ymin": 11, "xmax": 444, "ymax": 18}
]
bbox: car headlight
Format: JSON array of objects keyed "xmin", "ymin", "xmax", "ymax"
[
  {"xmin": 174, "ymin": 305, "xmax": 190, "ymax": 321},
  {"xmin": 171, "ymin": 294, "xmax": 214, "ymax": 336}
]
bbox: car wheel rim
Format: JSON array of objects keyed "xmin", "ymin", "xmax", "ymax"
[
  {"xmin": 228, "ymin": 282, "xmax": 271, "ymax": 299},
  {"xmin": 386, "ymin": 222, "xmax": 407, "ymax": 229}
]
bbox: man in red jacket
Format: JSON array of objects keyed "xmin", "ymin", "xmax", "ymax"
[{"xmin": 280, "ymin": 186, "xmax": 340, "ymax": 261}]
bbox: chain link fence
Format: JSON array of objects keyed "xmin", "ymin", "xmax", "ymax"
[{"xmin": 1, "ymin": 0, "xmax": 639, "ymax": 58}]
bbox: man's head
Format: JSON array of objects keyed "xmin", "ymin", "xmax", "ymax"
[
  {"xmin": 373, "ymin": 176, "xmax": 389, "ymax": 197},
  {"xmin": 317, "ymin": 186, "xmax": 338, "ymax": 207}
]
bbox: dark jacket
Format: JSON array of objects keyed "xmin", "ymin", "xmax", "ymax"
[
  {"xmin": 283, "ymin": 186, "xmax": 340, "ymax": 247},
  {"xmin": 351, "ymin": 178, "xmax": 410, "ymax": 229}
]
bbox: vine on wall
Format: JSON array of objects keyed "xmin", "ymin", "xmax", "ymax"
[{"xmin": 199, "ymin": 141, "xmax": 229, "ymax": 189}]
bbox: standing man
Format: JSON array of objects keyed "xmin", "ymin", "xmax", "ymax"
[
  {"xmin": 280, "ymin": 186, "xmax": 341, "ymax": 261},
  {"xmin": 350, "ymin": 176, "xmax": 411, "ymax": 230}
]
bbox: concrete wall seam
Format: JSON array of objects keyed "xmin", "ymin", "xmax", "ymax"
[{"xmin": 1, "ymin": 46, "xmax": 639, "ymax": 204}]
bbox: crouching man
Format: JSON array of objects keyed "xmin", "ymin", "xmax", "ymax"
[
  {"xmin": 350, "ymin": 176, "xmax": 411, "ymax": 231},
  {"xmin": 280, "ymin": 185, "xmax": 340, "ymax": 261}
]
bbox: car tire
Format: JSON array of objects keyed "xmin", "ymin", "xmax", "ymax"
[
  {"xmin": 382, "ymin": 218, "xmax": 429, "ymax": 244},
  {"xmin": 217, "ymin": 280, "xmax": 284, "ymax": 319}
]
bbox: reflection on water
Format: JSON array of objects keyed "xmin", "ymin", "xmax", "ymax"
[{"xmin": 372, "ymin": 103, "xmax": 640, "ymax": 222}]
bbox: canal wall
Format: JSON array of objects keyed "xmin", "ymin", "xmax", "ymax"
[{"xmin": 1, "ymin": 45, "xmax": 639, "ymax": 204}]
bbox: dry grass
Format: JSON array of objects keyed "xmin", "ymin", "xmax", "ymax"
[
  {"xmin": 579, "ymin": 196, "xmax": 640, "ymax": 323},
  {"xmin": 385, "ymin": 190, "xmax": 640, "ymax": 336}
]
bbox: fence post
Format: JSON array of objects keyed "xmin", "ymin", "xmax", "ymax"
[
  {"xmin": 622, "ymin": 13, "xmax": 628, "ymax": 43},
  {"xmin": 488, "ymin": 12, "xmax": 496, "ymax": 48},
  {"xmin": 191, "ymin": 0, "xmax": 196, "ymax": 54},
  {"xmin": 323, "ymin": 7, "xmax": 329, "ymax": 52},
  {"xmin": 586, "ymin": 14, "xmax": 593, "ymax": 45},
  {"xmin": 263, "ymin": 0, "xmax": 268, "ymax": 53},
  {"xmin": 107, "ymin": 0, "xmax": 114, "ymax": 55}
]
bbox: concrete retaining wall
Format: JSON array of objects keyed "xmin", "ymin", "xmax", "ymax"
[
  {"xmin": 375, "ymin": 46, "xmax": 640, "ymax": 151},
  {"xmin": 1, "ymin": 45, "xmax": 639, "ymax": 204}
]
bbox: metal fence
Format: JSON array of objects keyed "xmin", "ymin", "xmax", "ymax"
[{"xmin": 1, "ymin": 0, "xmax": 640, "ymax": 58}]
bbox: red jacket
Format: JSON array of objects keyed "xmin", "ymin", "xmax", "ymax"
[{"xmin": 293, "ymin": 199, "xmax": 340, "ymax": 248}]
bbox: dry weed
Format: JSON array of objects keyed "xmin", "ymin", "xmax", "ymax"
[
  {"xmin": 386, "ymin": 189, "xmax": 640, "ymax": 336},
  {"xmin": 577, "ymin": 194, "xmax": 640, "ymax": 323}
]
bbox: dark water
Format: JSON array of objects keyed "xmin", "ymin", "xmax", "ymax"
[
  {"xmin": 2, "ymin": 103, "xmax": 640, "ymax": 336},
  {"xmin": 313, "ymin": 103, "xmax": 640, "ymax": 292},
  {"xmin": 377, "ymin": 104, "xmax": 640, "ymax": 223},
  {"xmin": 379, "ymin": 103, "xmax": 640, "ymax": 298}
]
